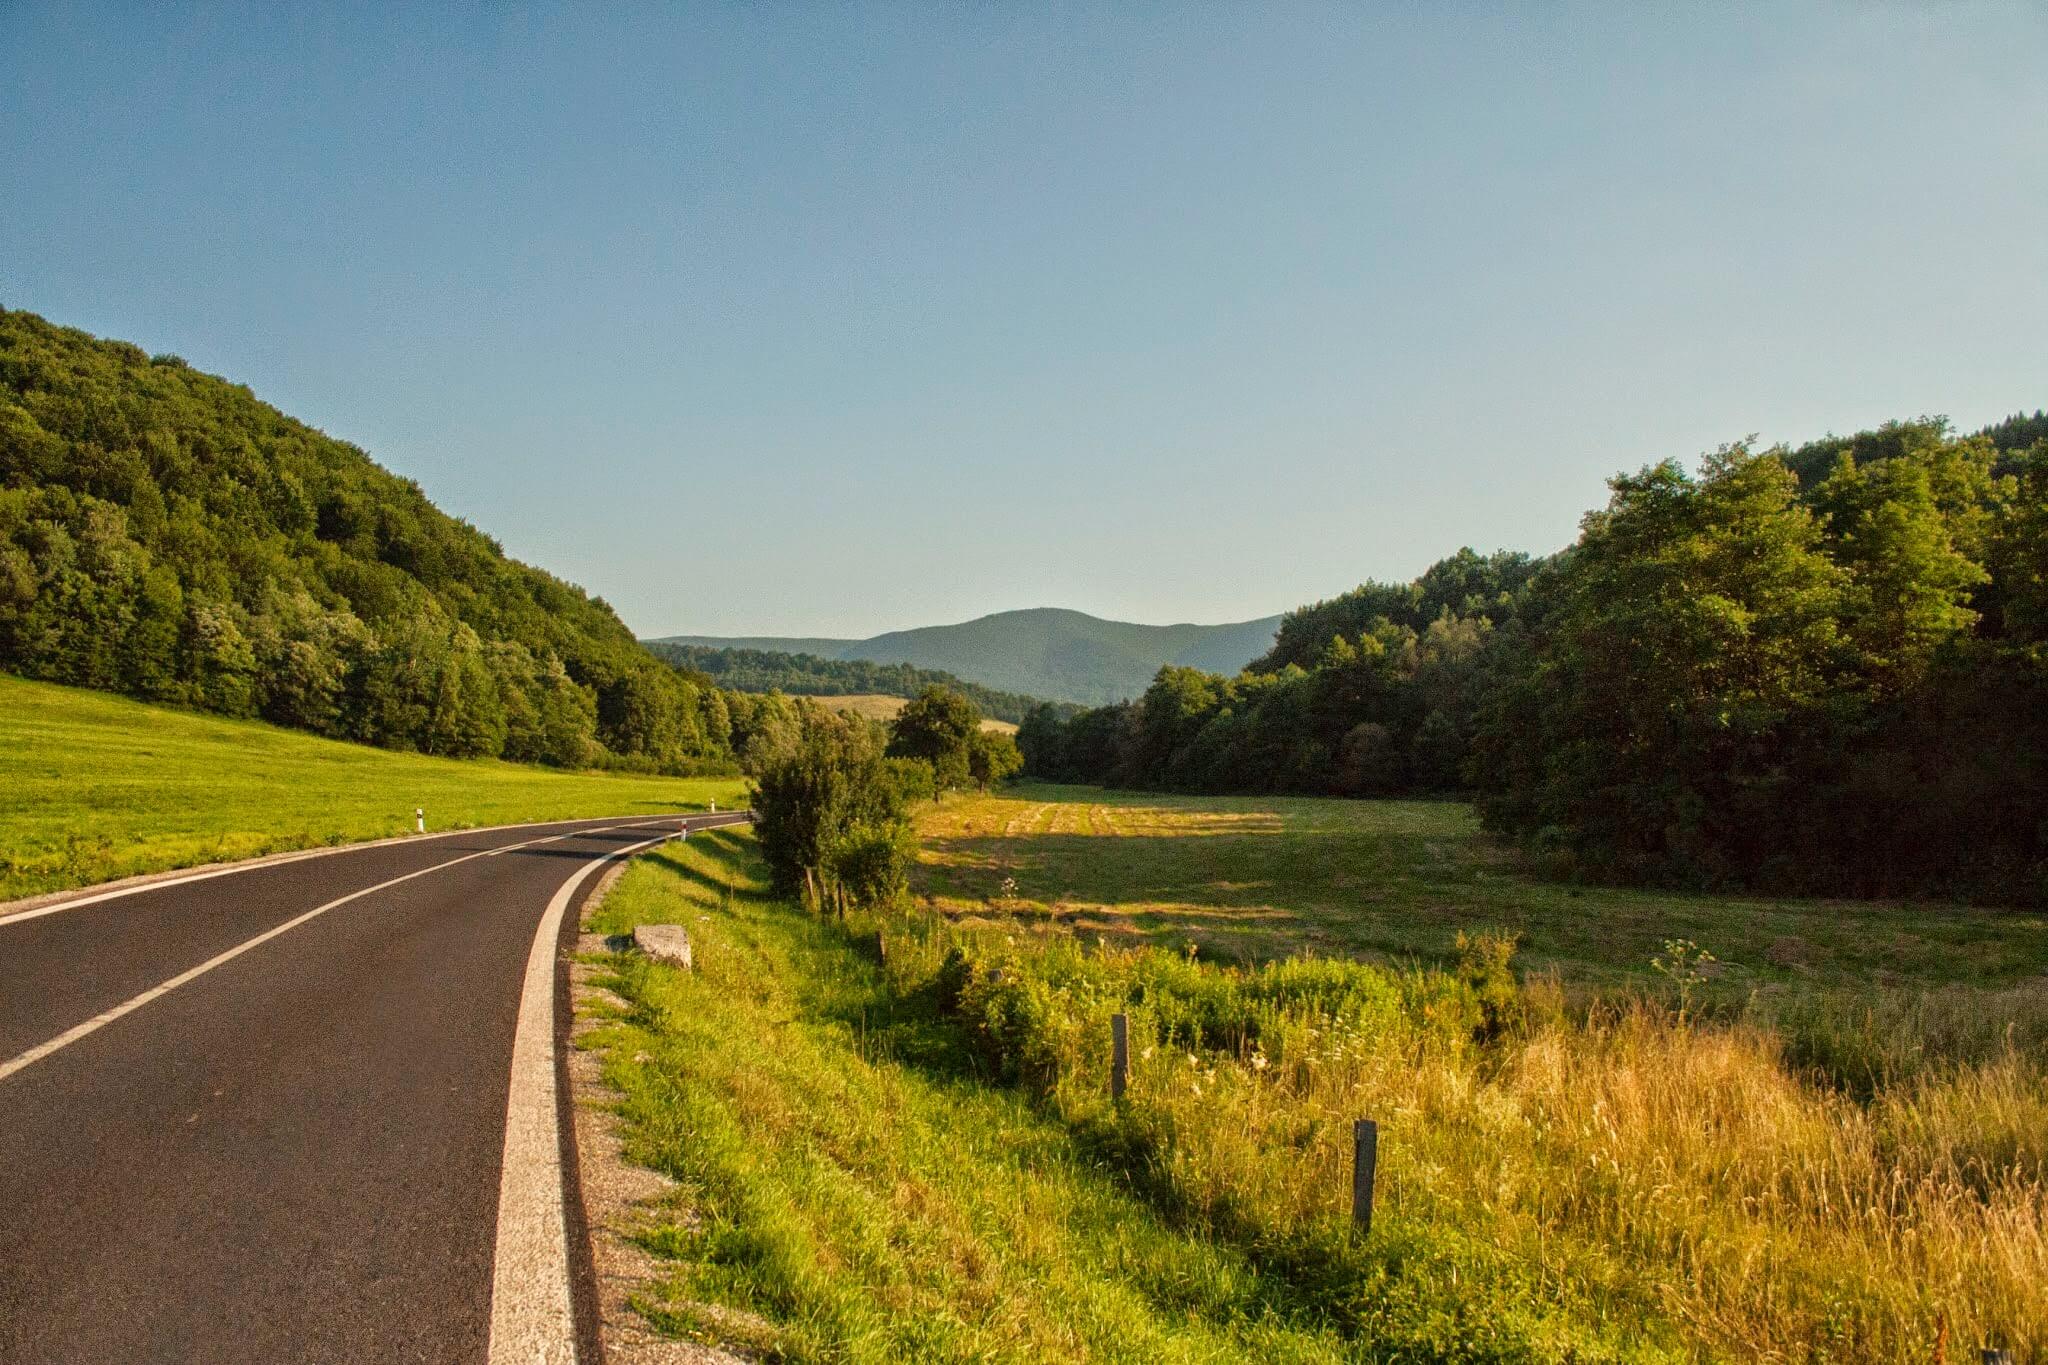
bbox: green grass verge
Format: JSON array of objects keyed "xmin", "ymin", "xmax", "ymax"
[
  {"xmin": 0, "ymin": 673, "xmax": 748, "ymax": 901},
  {"xmin": 912, "ymin": 783, "xmax": 2048, "ymax": 991},
  {"xmin": 585, "ymin": 833, "xmax": 1371, "ymax": 1362},
  {"xmin": 585, "ymin": 828, "xmax": 2045, "ymax": 1362},
  {"xmin": 582, "ymin": 832, "xmax": 1679, "ymax": 1363}
]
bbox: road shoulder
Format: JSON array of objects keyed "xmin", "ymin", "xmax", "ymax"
[{"xmin": 567, "ymin": 858, "xmax": 753, "ymax": 1364}]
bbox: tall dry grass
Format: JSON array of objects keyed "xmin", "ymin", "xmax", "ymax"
[{"xmin": 884, "ymin": 922, "xmax": 2047, "ymax": 1361}]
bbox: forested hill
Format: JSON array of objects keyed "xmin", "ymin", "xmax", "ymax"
[
  {"xmin": 0, "ymin": 307, "xmax": 735, "ymax": 770},
  {"xmin": 641, "ymin": 642, "xmax": 1072, "ymax": 725},
  {"xmin": 660, "ymin": 607, "xmax": 1284, "ymax": 707},
  {"xmin": 1022, "ymin": 415, "xmax": 2048, "ymax": 905}
]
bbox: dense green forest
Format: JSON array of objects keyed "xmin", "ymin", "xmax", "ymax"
[
  {"xmin": 1023, "ymin": 414, "xmax": 2048, "ymax": 903},
  {"xmin": 0, "ymin": 307, "xmax": 762, "ymax": 772},
  {"xmin": 642, "ymin": 641, "xmax": 1073, "ymax": 725}
]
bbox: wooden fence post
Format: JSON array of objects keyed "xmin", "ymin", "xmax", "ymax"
[
  {"xmin": 1352, "ymin": 1119, "xmax": 1378, "ymax": 1236},
  {"xmin": 1110, "ymin": 1013, "xmax": 1129, "ymax": 1100}
]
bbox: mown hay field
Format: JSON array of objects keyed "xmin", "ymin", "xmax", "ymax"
[{"xmin": 909, "ymin": 782, "xmax": 2048, "ymax": 991}]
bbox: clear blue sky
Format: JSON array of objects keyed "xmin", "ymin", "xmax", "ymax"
[{"xmin": 4, "ymin": 4, "xmax": 2044, "ymax": 638}]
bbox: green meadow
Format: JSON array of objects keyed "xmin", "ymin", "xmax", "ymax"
[
  {"xmin": 581, "ymin": 811, "xmax": 2046, "ymax": 1362},
  {"xmin": 910, "ymin": 782, "xmax": 2048, "ymax": 991},
  {"xmin": 0, "ymin": 674, "xmax": 747, "ymax": 902}
]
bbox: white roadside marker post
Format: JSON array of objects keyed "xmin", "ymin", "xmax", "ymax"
[
  {"xmin": 415, "ymin": 807, "xmax": 425, "ymax": 834},
  {"xmin": 710, "ymin": 800, "xmax": 717, "ymax": 814}
]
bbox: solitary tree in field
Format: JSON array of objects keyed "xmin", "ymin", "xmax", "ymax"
[
  {"xmin": 968, "ymin": 729, "xmax": 1023, "ymax": 793},
  {"xmin": 887, "ymin": 684, "xmax": 981, "ymax": 796}
]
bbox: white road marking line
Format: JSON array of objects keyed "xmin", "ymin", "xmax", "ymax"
[
  {"xmin": 0, "ymin": 826, "xmax": 641, "ymax": 1086},
  {"xmin": 488, "ymin": 831, "xmax": 670, "ymax": 1365},
  {"xmin": 0, "ymin": 815, "xmax": 668, "ymax": 929}
]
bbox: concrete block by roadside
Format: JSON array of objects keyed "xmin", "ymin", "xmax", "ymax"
[{"xmin": 632, "ymin": 924, "xmax": 693, "ymax": 970}]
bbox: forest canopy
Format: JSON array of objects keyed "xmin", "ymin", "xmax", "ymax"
[
  {"xmin": 0, "ymin": 307, "xmax": 736, "ymax": 771},
  {"xmin": 1022, "ymin": 413, "xmax": 2048, "ymax": 904},
  {"xmin": 642, "ymin": 641, "xmax": 1072, "ymax": 725}
]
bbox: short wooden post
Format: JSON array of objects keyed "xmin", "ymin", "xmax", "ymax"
[
  {"xmin": 1352, "ymin": 1119, "xmax": 1378, "ymax": 1236},
  {"xmin": 1110, "ymin": 1013, "xmax": 1129, "ymax": 1100}
]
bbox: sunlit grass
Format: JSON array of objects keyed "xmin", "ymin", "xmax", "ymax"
[
  {"xmin": 584, "ymin": 804, "xmax": 2047, "ymax": 1361},
  {"xmin": 912, "ymin": 783, "xmax": 2048, "ymax": 990},
  {"xmin": 583, "ymin": 832, "xmax": 1370, "ymax": 1363},
  {"xmin": 0, "ymin": 673, "xmax": 746, "ymax": 900}
]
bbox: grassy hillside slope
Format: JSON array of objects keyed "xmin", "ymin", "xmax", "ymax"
[
  {"xmin": 0, "ymin": 306, "xmax": 730, "ymax": 769},
  {"xmin": 0, "ymin": 675, "xmax": 746, "ymax": 902}
]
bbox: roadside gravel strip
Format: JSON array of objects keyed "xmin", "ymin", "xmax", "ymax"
[
  {"xmin": 0, "ymin": 810, "xmax": 752, "ymax": 1363},
  {"xmin": 566, "ymin": 853, "xmax": 756, "ymax": 1364}
]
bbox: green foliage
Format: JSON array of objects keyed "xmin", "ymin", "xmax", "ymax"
[
  {"xmin": 885, "ymin": 684, "xmax": 982, "ymax": 793},
  {"xmin": 966, "ymin": 727, "xmax": 1022, "ymax": 792},
  {"xmin": 1023, "ymin": 568, "xmax": 1515, "ymax": 801},
  {"xmin": 1475, "ymin": 430, "xmax": 2046, "ymax": 902},
  {"xmin": 1027, "ymin": 417, "xmax": 2048, "ymax": 906},
  {"xmin": 750, "ymin": 704, "xmax": 913, "ymax": 905},
  {"xmin": 1252, "ymin": 546, "xmax": 1544, "ymax": 673},
  {"xmin": 642, "ymin": 641, "xmax": 1071, "ymax": 725},
  {"xmin": 0, "ymin": 307, "xmax": 738, "ymax": 772},
  {"xmin": 823, "ymin": 820, "xmax": 917, "ymax": 909}
]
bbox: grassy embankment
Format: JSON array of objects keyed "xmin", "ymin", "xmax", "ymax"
[
  {"xmin": 0, "ymin": 674, "xmax": 747, "ymax": 902},
  {"xmin": 582, "ymin": 794, "xmax": 2046, "ymax": 1362}
]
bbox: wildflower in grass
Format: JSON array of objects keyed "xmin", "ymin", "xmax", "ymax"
[{"xmin": 1651, "ymin": 938, "xmax": 1717, "ymax": 1019}]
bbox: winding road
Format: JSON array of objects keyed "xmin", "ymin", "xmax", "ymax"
[{"xmin": 0, "ymin": 811, "xmax": 748, "ymax": 1363}]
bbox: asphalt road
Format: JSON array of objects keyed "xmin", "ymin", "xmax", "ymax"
[{"xmin": 0, "ymin": 811, "xmax": 749, "ymax": 1363}]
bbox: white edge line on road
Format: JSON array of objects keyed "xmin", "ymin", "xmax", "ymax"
[
  {"xmin": 489, "ymin": 830, "xmax": 671, "ymax": 1365},
  {"xmin": 0, "ymin": 825, "xmax": 655, "ymax": 1086},
  {"xmin": 0, "ymin": 814, "xmax": 717, "ymax": 929}
]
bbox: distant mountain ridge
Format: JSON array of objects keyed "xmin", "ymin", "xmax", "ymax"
[{"xmin": 652, "ymin": 607, "xmax": 1283, "ymax": 707}]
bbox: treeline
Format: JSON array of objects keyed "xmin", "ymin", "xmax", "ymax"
[
  {"xmin": 1023, "ymin": 415, "xmax": 2048, "ymax": 903},
  {"xmin": 751, "ymin": 685, "xmax": 1021, "ymax": 911},
  {"xmin": 644, "ymin": 641, "xmax": 1070, "ymax": 725},
  {"xmin": 0, "ymin": 308, "xmax": 736, "ymax": 771}
]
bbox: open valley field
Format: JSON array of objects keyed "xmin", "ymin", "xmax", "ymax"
[
  {"xmin": 813, "ymin": 692, "xmax": 1019, "ymax": 734},
  {"xmin": 583, "ymin": 821, "xmax": 2048, "ymax": 1362},
  {"xmin": 908, "ymin": 783, "xmax": 2048, "ymax": 994},
  {"xmin": 0, "ymin": 674, "xmax": 747, "ymax": 902}
]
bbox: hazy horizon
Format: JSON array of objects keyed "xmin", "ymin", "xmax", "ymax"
[{"xmin": 5, "ymin": 3, "xmax": 2043, "ymax": 638}]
